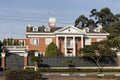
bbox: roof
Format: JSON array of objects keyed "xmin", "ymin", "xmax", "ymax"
[
  {"xmin": 26, "ymin": 26, "xmax": 62, "ymax": 33},
  {"xmin": 26, "ymin": 25, "xmax": 108, "ymax": 33}
]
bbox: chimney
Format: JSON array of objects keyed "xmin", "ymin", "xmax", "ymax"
[
  {"xmin": 48, "ymin": 18, "xmax": 56, "ymax": 28},
  {"xmin": 26, "ymin": 24, "xmax": 32, "ymax": 32}
]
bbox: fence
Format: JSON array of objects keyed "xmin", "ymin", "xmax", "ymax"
[{"xmin": 28, "ymin": 56, "xmax": 117, "ymax": 67}]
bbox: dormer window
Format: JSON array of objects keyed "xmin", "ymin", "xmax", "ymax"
[
  {"xmin": 85, "ymin": 28, "xmax": 89, "ymax": 32},
  {"xmin": 33, "ymin": 27, "xmax": 38, "ymax": 31},
  {"xmin": 84, "ymin": 28, "xmax": 89, "ymax": 32},
  {"xmin": 94, "ymin": 28, "xmax": 100, "ymax": 32},
  {"xmin": 45, "ymin": 27, "xmax": 50, "ymax": 32},
  {"xmin": 96, "ymin": 29, "xmax": 100, "ymax": 32}
]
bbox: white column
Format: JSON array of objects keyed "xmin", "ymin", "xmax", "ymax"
[
  {"xmin": 73, "ymin": 36, "xmax": 76, "ymax": 57},
  {"xmin": 56, "ymin": 35, "xmax": 58, "ymax": 47},
  {"xmin": 81, "ymin": 35, "xmax": 84, "ymax": 48},
  {"xmin": 64, "ymin": 36, "xmax": 67, "ymax": 56}
]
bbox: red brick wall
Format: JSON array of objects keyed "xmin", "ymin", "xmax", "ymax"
[
  {"xmin": 1, "ymin": 57, "xmax": 5, "ymax": 68},
  {"xmin": 91, "ymin": 38, "xmax": 97, "ymax": 43},
  {"xmin": 24, "ymin": 57, "xmax": 28, "ymax": 67},
  {"xmin": 26, "ymin": 37, "xmax": 56, "ymax": 52}
]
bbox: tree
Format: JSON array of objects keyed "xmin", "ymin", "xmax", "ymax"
[
  {"xmin": 74, "ymin": 15, "xmax": 88, "ymax": 27},
  {"xmin": 90, "ymin": 7, "xmax": 118, "ymax": 26},
  {"xmin": 103, "ymin": 21, "xmax": 120, "ymax": 43},
  {"xmin": 79, "ymin": 41, "xmax": 116, "ymax": 72},
  {"xmin": 45, "ymin": 42, "xmax": 59, "ymax": 57},
  {"xmin": 28, "ymin": 50, "xmax": 42, "ymax": 62},
  {"xmin": 75, "ymin": 7, "xmax": 119, "ymax": 28},
  {"xmin": 28, "ymin": 50, "xmax": 42, "ymax": 69},
  {"xmin": 109, "ymin": 36, "xmax": 120, "ymax": 50},
  {"xmin": 0, "ymin": 40, "xmax": 3, "ymax": 53}
]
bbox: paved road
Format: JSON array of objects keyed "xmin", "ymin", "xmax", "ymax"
[{"xmin": 42, "ymin": 72, "xmax": 120, "ymax": 78}]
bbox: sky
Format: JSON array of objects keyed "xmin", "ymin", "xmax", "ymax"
[{"xmin": 0, "ymin": 0, "xmax": 120, "ymax": 40}]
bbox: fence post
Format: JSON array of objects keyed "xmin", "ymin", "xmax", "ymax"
[
  {"xmin": 24, "ymin": 52, "xmax": 28, "ymax": 69},
  {"xmin": 34, "ymin": 52, "xmax": 39, "ymax": 71},
  {"xmin": 1, "ymin": 52, "xmax": 5, "ymax": 68},
  {"xmin": 117, "ymin": 51, "xmax": 120, "ymax": 67}
]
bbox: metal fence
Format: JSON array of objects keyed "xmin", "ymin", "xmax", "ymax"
[
  {"xmin": 28, "ymin": 56, "xmax": 117, "ymax": 67},
  {"xmin": 5, "ymin": 53, "xmax": 24, "ymax": 70}
]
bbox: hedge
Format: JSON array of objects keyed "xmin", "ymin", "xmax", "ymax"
[
  {"xmin": 37, "ymin": 68, "xmax": 120, "ymax": 72},
  {"xmin": 0, "ymin": 67, "xmax": 4, "ymax": 71},
  {"xmin": 5, "ymin": 69, "xmax": 42, "ymax": 80}
]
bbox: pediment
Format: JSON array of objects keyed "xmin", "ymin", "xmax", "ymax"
[{"xmin": 54, "ymin": 25, "xmax": 85, "ymax": 34}]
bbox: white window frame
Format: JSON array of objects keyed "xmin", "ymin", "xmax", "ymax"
[
  {"xmin": 45, "ymin": 38, "xmax": 52, "ymax": 45},
  {"xmin": 85, "ymin": 38, "xmax": 91, "ymax": 45},
  {"xmin": 66, "ymin": 38, "xmax": 73, "ymax": 48},
  {"xmin": 33, "ymin": 27, "xmax": 38, "ymax": 31},
  {"xmin": 30, "ymin": 38, "xmax": 39, "ymax": 45}
]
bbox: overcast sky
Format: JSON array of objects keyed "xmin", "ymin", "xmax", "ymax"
[{"xmin": 0, "ymin": 0, "xmax": 120, "ymax": 40}]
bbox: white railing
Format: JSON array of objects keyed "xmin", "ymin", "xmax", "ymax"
[{"xmin": 5, "ymin": 46, "xmax": 28, "ymax": 51}]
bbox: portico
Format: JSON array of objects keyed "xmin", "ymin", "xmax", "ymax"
[
  {"xmin": 56, "ymin": 35, "xmax": 84, "ymax": 57},
  {"xmin": 55, "ymin": 25, "xmax": 85, "ymax": 57}
]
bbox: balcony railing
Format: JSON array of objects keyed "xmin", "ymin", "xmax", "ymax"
[{"xmin": 4, "ymin": 46, "xmax": 28, "ymax": 51}]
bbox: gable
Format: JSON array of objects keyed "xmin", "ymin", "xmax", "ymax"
[{"xmin": 54, "ymin": 25, "xmax": 85, "ymax": 34}]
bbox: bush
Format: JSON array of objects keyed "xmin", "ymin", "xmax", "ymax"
[
  {"xmin": 45, "ymin": 42, "xmax": 59, "ymax": 57},
  {"xmin": 5, "ymin": 69, "xmax": 42, "ymax": 80},
  {"xmin": 0, "ymin": 67, "xmax": 4, "ymax": 71}
]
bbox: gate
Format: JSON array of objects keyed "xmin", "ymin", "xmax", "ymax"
[{"xmin": 5, "ymin": 53, "xmax": 24, "ymax": 69}]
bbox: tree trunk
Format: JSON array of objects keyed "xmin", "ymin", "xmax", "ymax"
[{"xmin": 96, "ymin": 61, "xmax": 101, "ymax": 73}]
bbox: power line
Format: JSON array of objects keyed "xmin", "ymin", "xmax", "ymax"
[
  {"xmin": 0, "ymin": 17, "xmax": 74, "ymax": 25},
  {"xmin": 0, "ymin": 14, "xmax": 75, "ymax": 24}
]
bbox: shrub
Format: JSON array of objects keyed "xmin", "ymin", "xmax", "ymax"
[
  {"xmin": 5, "ymin": 69, "xmax": 42, "ymax": 80},
  {"xmin": 0, "ymin": 67, "xmax": 4, "ymax": 71},
  {"xmin": 45, "ymin": 42, "xmax": 59, "ymax": 57}
]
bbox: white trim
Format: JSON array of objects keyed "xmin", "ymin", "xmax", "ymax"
[
  {"xmin": 26, "ymin": 32, "xmax": 54, "ymax": 35},
  {"xmin": 27, "ymin": 35, "xmax": 56, "ymax": 37},
  {"xmin": 56, "ymin": 36, "xmax": 58, "ymax": 47},
  {"xmin": 73, "ymin": 36, "xmax": 75, "ymax": 56},
  {"xmin": 24, "ymin": 53, "xmax": 28, "ymax": 57},
  {"xmin": 85, "ymin": 33, "xmax": 109, "ymax": 36},
  {"xmin": 81, "ymin": 35, "xmax": 84, "ymax": 48},
  {"xmin": 54, "ymin": 25, "xmax": 85, "ymax": 33},
  {"xmin": 117, "ymin": 52, "xmax": 120, "ymax": 56},
  {"xmin": 64, "ymin": 36, "xmax": 67, "ymax": 56},
  {"xmin": 56, "ymin": 35, "xmax": 84, "ymax": 37},
  {"xmin": 9, "ymin": 51, "xmax": 26, "ymax": 53},
  {"xmin": 84, "ymin": 35, "xmax": 107, "ymax": 38},
  {"xmin": 1, "ymin": 53, "xmax": 5, "ymax": 57}
]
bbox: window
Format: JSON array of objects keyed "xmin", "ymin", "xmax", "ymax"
[
  {"xmin": 85, "ymin": 28, "xmax": 89, "ymax": 32},
  {"xmin": 45, "ymin": 38, "xmax": 52, "ymax": 45},
  {"xmin": 45, "ymin": 27, "xmax": 50, "ymax": 32},
  {"xmin": 67, "ymin": 38, "xmax": 73, "ymax": 48},
  {"xmin": 30, "ymin": 38, "xmax": 39, "ymax": 45},
  {"xmin": 96, "ymin": 29, "xmax": 100, "ymax": 32},
  {"xmin": 85, "ymin": 38, "xmax": 91, "ymax": 45},
  {"xmin": 33, "ymin": 27, "xmax": 38, "ymax": 31}
]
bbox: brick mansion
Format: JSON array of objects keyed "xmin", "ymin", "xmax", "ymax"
[{"xmin": 3, "ymin": 18, "xmax": 109, "ymax": 57}]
